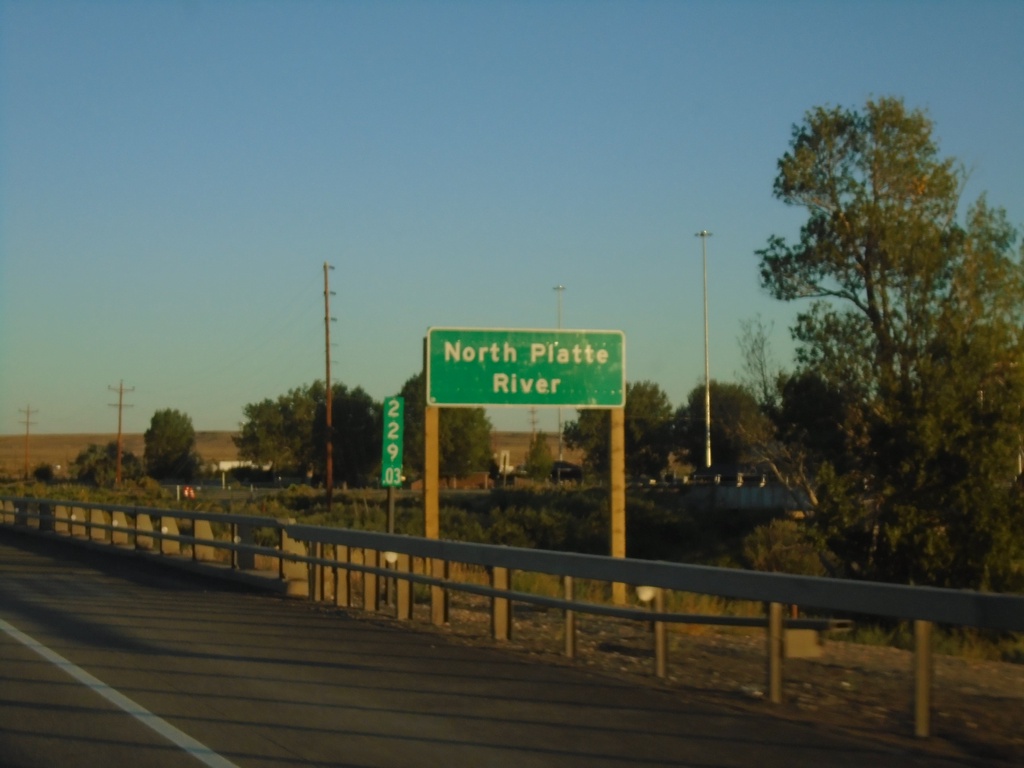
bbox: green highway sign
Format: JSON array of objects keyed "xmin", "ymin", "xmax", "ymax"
[
  {"xmin": 380, "ymin": 396, "xmax": 404, "ymax": 487},
  {"xmin": 426, "ymin": 327, "xmax": 625, "ymax": 407}
]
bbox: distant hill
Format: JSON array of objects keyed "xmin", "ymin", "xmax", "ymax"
[
  {"xmin": 0, "ymin": 431, "xmax": 240, "ymax": 478},
  {"xmin": 0, "ymin": 430, "xmax": 580, "ymax": 478}
]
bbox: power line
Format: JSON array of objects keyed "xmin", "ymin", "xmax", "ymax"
[
  {"xmin": 18, "ymin": 404, "xmax": 37, "ymax": 480},
  {"xmin": 108, "ymin": 381, "xmax": 135, "ymax": 486}
]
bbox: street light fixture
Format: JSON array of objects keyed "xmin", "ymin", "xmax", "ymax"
[{"xmin": 696, "ymin": 231, "xmax": 712, "ymax": 468}]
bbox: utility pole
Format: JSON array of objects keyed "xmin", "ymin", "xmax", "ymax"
[
  {"xmin": 324, "ymin": 262, "xmax": 336, "ymax": 512},
  {"xmin": 18, "ymin": 404, "xmax": 37, "ymax": 480},
  {"xmin": 553, "ymin": 284, "xmax": 566, "ymax": 484},
  {"xmin": 696, "ymin": 230, "xmax": 713, "ymax": 468},
  {"xmin": 554, "ymin": 285, "xmax": 565, "ymax": 463},
  {"xmin": 108, "ymin": 381, "xmax": 134, "ymax": 486}
]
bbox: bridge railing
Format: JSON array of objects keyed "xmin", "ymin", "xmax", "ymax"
[{"xmin": 2, "ymin": 495, "xmax": 1022, "ymax": 740}]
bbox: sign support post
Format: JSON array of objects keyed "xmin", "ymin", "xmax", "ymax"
[
  {"xmin": 610, "ymin": 407, "xmax": 626, "ymax": 605},
  {"xmin": 380, "ymin": 395, "xmax": 404, "ymax": 605},
  {"xmin": 424, "ymin": 404, "xmax": 446, "ymax": 625},
  {"xmin": 422, "ymin": 327, "xmax": 627, "ymax": 616}
]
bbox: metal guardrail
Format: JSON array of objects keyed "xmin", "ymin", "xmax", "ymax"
[{"xmin": 2, "ymin": 495, "xmax": 1022, "ymax": 741}]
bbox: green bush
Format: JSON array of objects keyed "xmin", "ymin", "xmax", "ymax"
[{"xmin": 742, "ymin": 518, "xmax": 826, "ymax": 576}]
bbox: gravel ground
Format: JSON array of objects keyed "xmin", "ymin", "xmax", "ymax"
[{"xmin": 361, "ymin": 596, "xmax": 1024, "ymax": 767}]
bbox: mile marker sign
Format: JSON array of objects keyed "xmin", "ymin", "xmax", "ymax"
[
  {"xmin": 426, "ymin": 327, "xmax": 625, "ymax": 408},
  {"xmin": 380, "ymin": 396, "xmax": 404, "ymax": 487}
]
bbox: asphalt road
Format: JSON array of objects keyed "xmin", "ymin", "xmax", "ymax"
[{"xmin": 0, "ymin": 529, "xmax": 980, "ymax": 768}]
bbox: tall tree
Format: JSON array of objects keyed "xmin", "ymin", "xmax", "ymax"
[
  {"xmin": 311, "ymin": 384, "xmax": 381, "ymax": 488},
  {"xmin": 144, "ymin": 409, "xmax": 200, "ymax": 480},
  {"xmin": 564, "ymin": 380, "xmax": 674, "ymax": 478},
  {"xmin": 523, "ymin": 430, "xmax": 555, "ymax": 482},
  {"xmin": 235, "ymin": 383, "xmax": 323, "ymax": 476},
  {"xmin": 236, "ymin": 381, "xmax": 384, "ymax": 486},
  {"xmin": 73, "ymin": 442, "xmax": 144, "ymax": 487},
  {"xmin": 757, "ymin": 96, "xmax": 1024, "ymax": 589},
  {"xmin": 674, "ymin": 380, "xmax": 767, "ymax": 469},
  {"xmin": 398, "ymin": 372, "xmax": 493, "ymax": 481}
]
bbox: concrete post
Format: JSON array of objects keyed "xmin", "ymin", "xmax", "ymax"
[
  {"xmin": 53, "ymin": 505, "xmax": 70, "ymax": 533},
  {"xmin": 191, "ymin": 519, "xmax": 216, "ymax": 560},
  {"xmin": 39, "ymin": 503, "xmax": 54, "ymax": 532},
  {"xmin": 158, "ymin": 516, "xmax": 180, "ymax": 555},
  {"xmin": 135, "ymin": 513, "xmax": 155, "ymax": 550},
  {"xmin": 111, "ymin": 511, "xmax": 130, "ymax": 545},
  {"xmin": 89, "ymin": 509, "xmax": 108, "ymax": 542},
  {"xmin": 278, "ymin": 525, "xmax": 308, "ymax": 595}
]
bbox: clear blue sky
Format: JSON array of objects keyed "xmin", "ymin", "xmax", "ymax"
[{"xmin": 2, "ymin": 0, "xmax": 1022, "ymax": 436}]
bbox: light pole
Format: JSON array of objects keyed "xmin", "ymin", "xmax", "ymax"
[
  {"xmin": 554, "ymin": 285, "xmax": 566, "ymax": 470},
  {"xmin": 696, "ymin": 231, "xmax": 712, "ymax": 468}
]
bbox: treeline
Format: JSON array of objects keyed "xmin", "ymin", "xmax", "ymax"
[{"xmin": 29, "ymin": 96, "xmax": 1024, "ymax": 594}]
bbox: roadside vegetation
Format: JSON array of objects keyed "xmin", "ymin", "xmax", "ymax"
[{"xmin": 6, "ymin": 96, "xmax": 1023, "ymax": 610}]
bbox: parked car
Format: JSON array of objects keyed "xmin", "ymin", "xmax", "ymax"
[{"xmin": 550, "ymin": 461, "xmax": 583, "ymax": 483}]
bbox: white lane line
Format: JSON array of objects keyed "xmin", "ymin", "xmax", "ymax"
[{"xmin": 0, "ymin": 617, "xmax": 240, "ymax": 768}]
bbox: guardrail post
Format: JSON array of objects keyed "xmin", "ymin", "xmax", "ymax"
[
  {"xmin": 491, "ymin": 566, "xmax": 512, "ymax": 641},
  {"xmin": 334, "ymin": 545, "xmax": 351, "ymax": 607},
  {"xmin": 430, "ymin": 558, "xmax": 447, "ymax": 626},
  {"xmin": 309, "ymin": 542, "xmax": 324, "ymax": 602},
  {"xmin": 563, "ymin": 575, "xmax": 576, "ymax": 658},
  {"xmin": 395, "ymin": 553, "xmax": 412, "ymax": 620},
  {"xmin": 276, "ymin": 528, "xmax": 285, "ymax": 578},
  {"xmin": 363, "ymin": 549, "xmax": 380, "ymax": 612},
  {"xmin": 767, "ymin": 601, "xmax": 784, "ymax": 704},
  {"xmin": 914, "ymin": 620, "xmax": 933, "ymax": 738},
  {"xmin": 653, "ymin": 588, "xmax": 667, "ymax": 678}
]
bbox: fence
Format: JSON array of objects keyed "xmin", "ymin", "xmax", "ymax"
[{"xmin": 2, "ymin": 495, "xmax": 1022, "ymax": 740}]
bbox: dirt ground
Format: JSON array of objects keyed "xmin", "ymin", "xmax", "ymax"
[{"xmin": 373, "ymin": 596, "xmax": 1024, "ymax": 767}]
